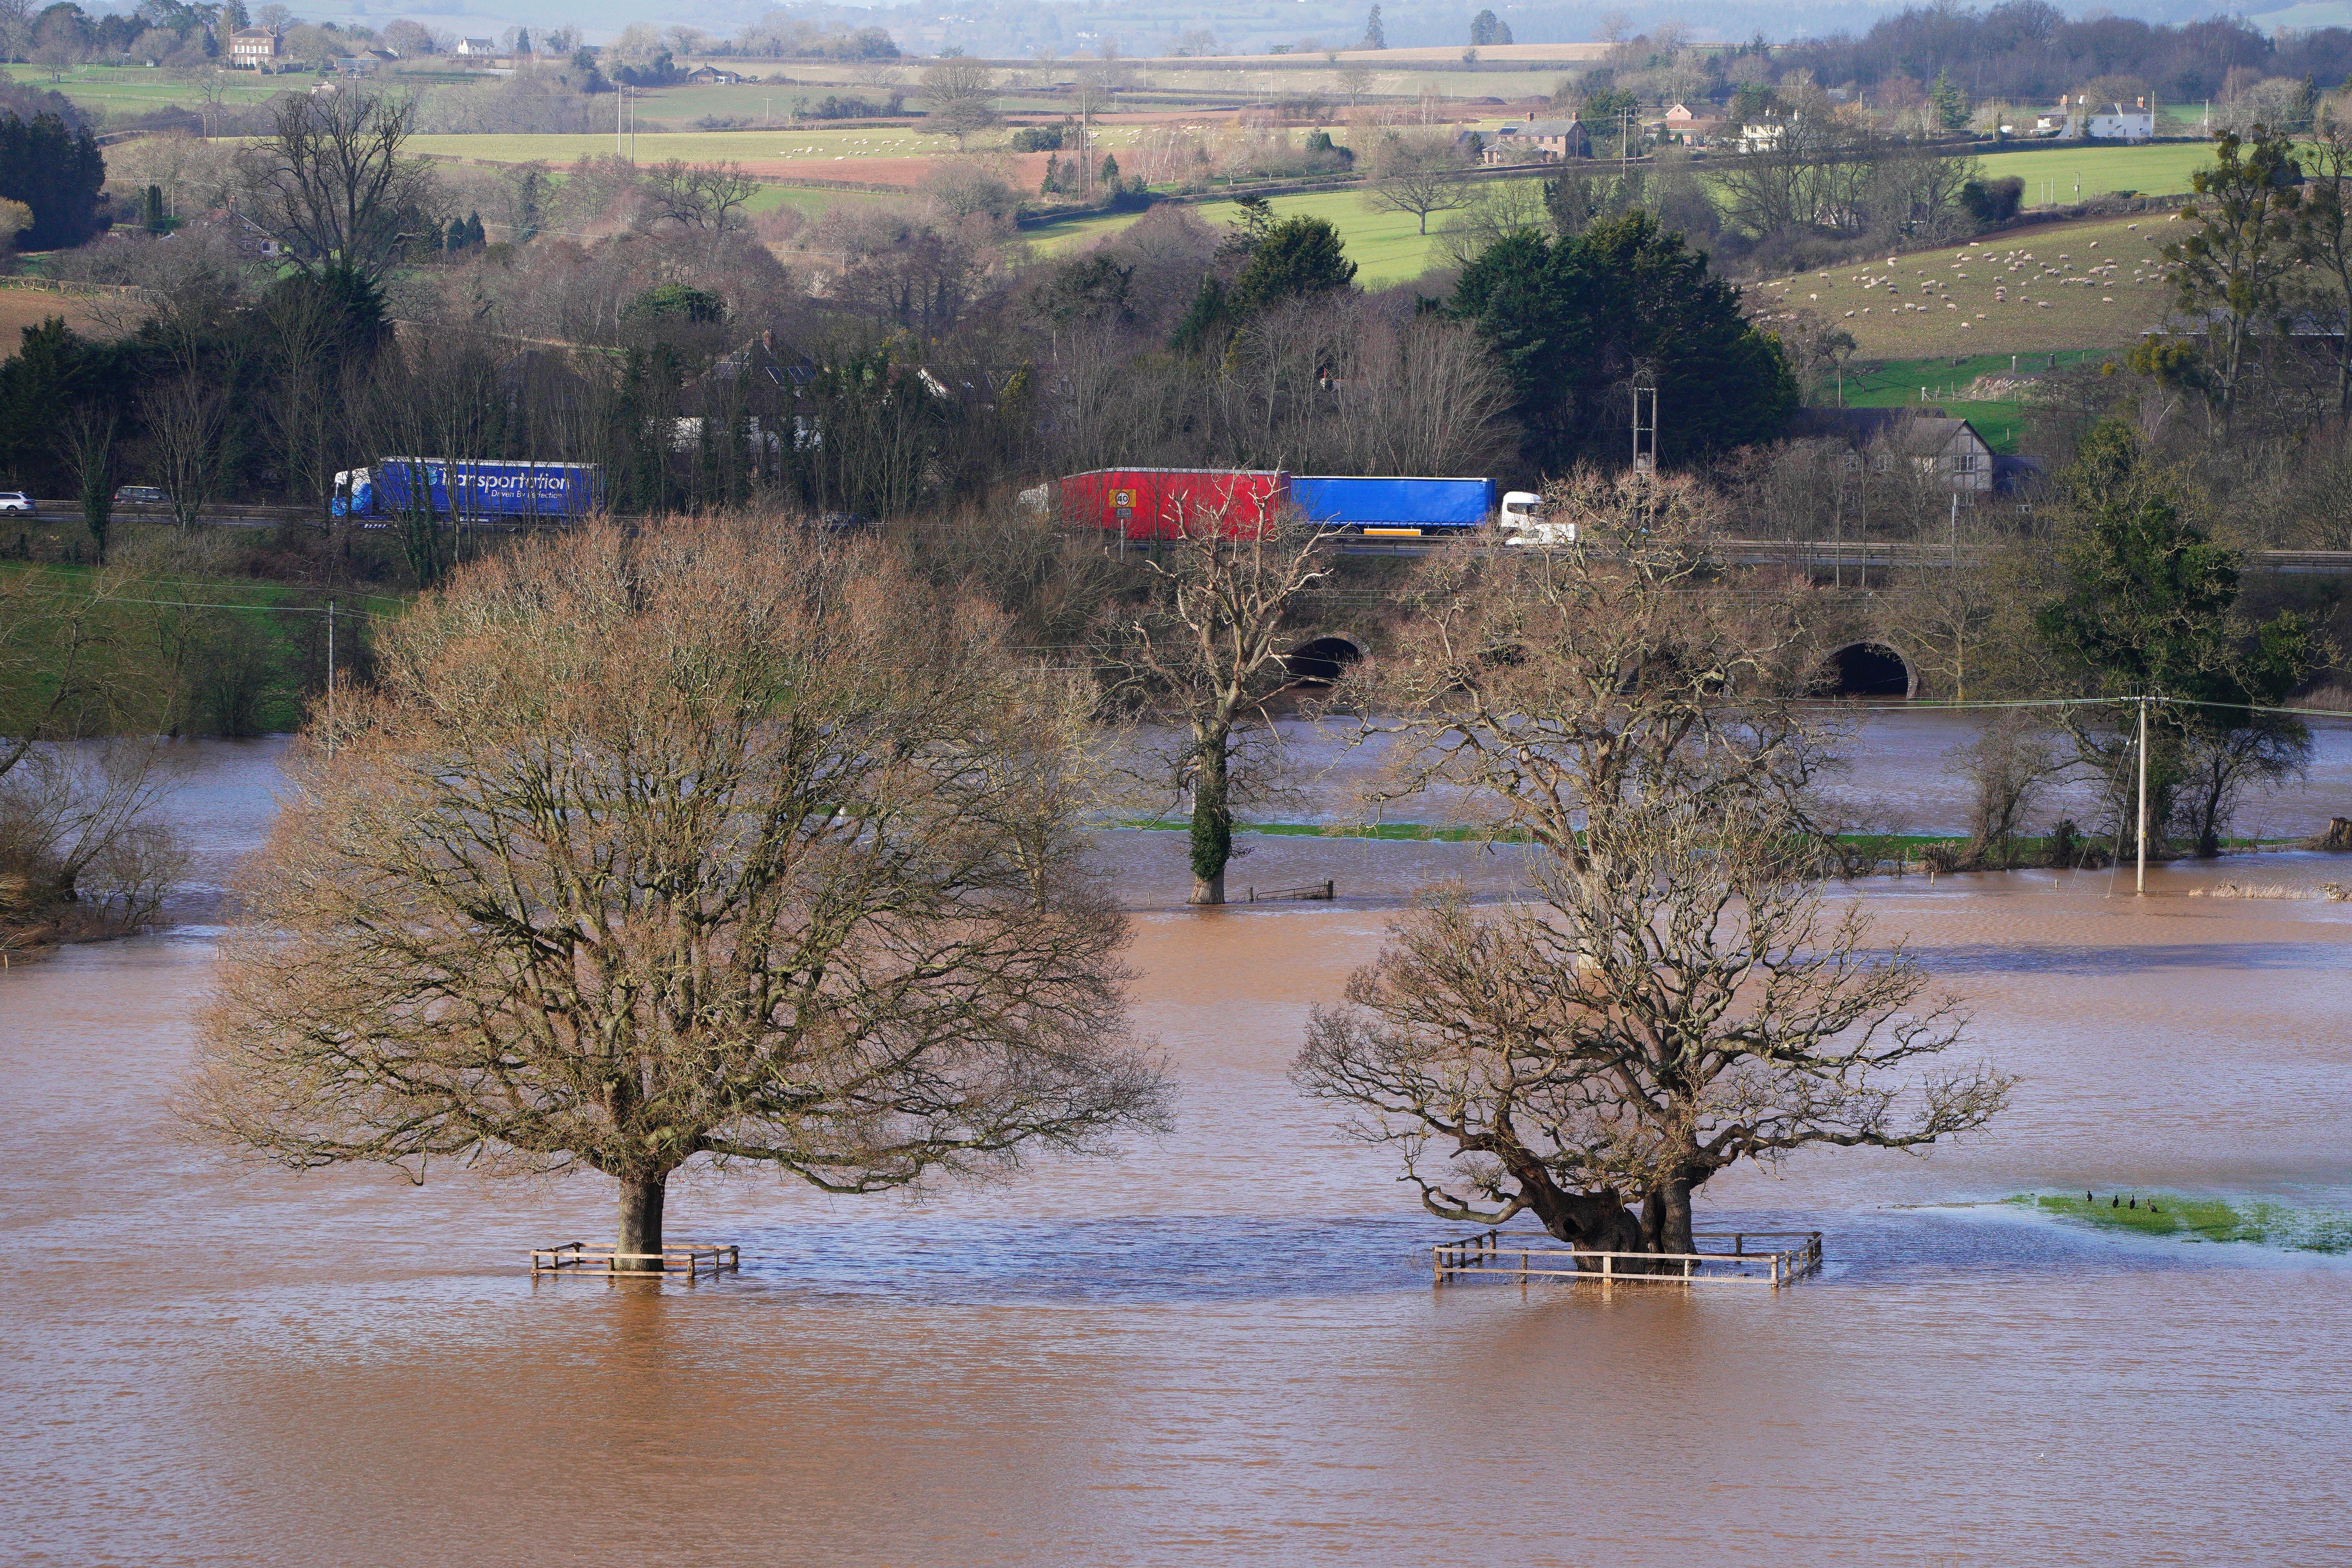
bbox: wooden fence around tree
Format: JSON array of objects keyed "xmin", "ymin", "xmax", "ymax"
[{"xmin": 1434, "ymin": 1229, "xmax": 1824, "ymax": 1288}]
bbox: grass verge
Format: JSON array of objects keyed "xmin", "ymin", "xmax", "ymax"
[{"xmin": 2008, "ymin": 1191, "xmax": 2352, "ymax": 1254}]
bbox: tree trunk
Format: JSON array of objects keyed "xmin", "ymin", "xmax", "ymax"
[
  {"xmin": 1188, "ymin": 740, "xmax": 1231, "ymax": 906},
  {"xmin": 1642, "ymin": 1172, "xmax": 1696, "ymax": 1258},
  {"xmin": 1515, "ymin": 1167, "xmax": 1643, "ymax": 1264},
  {"xmin": 615, "ymin": 1172, "xmax": 666, "ymax": 1272}
]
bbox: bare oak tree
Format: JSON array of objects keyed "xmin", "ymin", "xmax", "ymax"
[
  {"xmin": 186, "ymin": 519, "xmax": 1167, "ymax": 1267},
  {"xmin": 643, "ymin": 160, "xmax": 760, "ymax": 251},
  {"xmin": 1296, "ymin": 471, "xmax": 2009, "ymax": 1258},
  {"xmin": 1363, "ymin": 130, "xmax": 1472, "ymax": 236},
  {"xmin": 1296, "ymin": 791, "xmax": 2011, "ymax": 1259}
]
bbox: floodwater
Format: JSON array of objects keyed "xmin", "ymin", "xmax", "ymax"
[{"xmin": 6, "ymin": 720, "xmax": 2351, "ymax": 1566}]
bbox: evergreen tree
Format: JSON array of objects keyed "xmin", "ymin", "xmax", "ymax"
[
  {"xmin": 514, "ymin": 25, "xmax": 530, "ymax": 54},
  {"xmin": 1169, "ymin": 275, "xmax": 1230, "ymax": 353},
  {"xmin": 1930, "ymin": 68, "xmax": 1970, "ymax": 132},
  {"xmin": 2034, "ymin": 419, "xmax": 2318, "ymax": 854},
  {"xmin": 1363, "ymin": 5, "xmax": 1384, "ymax": 48},
  {"xmin": 0, "ymin": 113, "xmax": 108, "ymax": 250},
  {"xmin": 1452, "ymin": 211, "xmax": 1796, "ymax": 469},
  {"xmin": 1041, "ymin": 152, "xmax": 1062, "ymax": 193},
  {"xmin": 1097, "ymin": 152, "xmax": 1119, "ymax": 188},
  {"xmin": 1229, "ymin": 216, "xmax": 1356, "ymax": 316}
]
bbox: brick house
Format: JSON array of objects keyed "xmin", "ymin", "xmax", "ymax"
[
  {"xmin": 1480, "ymin": 116, "xmax": 1592, "ymax": 165},
  {"xmin": 229, "ymin": 26, "xmax": 280, "ymax": 67}
]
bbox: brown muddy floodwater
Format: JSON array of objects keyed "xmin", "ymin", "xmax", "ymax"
[{"xmin": 5, "ymin": 722, "xmax": 2351, "ymax": 1566}]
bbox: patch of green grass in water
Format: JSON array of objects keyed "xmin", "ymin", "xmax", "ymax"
[
  {"xmin": 2007, "ymin": 1191, "xmax": 2352, "ymax": 1254},
  {"xmin": 1112, "ymin": 818, "xmax": 1514, "ymax": 842},
  {"xmin": 1111, "ymin": 822, "xmax": 2305, "ymax": 853}
]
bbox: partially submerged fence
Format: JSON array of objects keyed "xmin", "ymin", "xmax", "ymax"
[
  {"xmin": 1434, "ymin": 1229, "xmax": 1823, "ymax": 1289},
  {"xmin": 531, "ymin": 1241, "xmax": 740, "ymax": 1279},
  {"xmin": 1244, "ymin": 880, "xmax": 1334, "ymax": 902}
]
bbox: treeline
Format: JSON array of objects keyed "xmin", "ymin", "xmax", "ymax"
[{"xmin": 1772, "ymin": 4, "xmax": 2352, "ymax": 111}]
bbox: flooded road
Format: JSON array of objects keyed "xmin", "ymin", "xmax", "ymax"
[{"xmin": 5, "ymin": 724, "xmax": 2350, "ymax": 1565}]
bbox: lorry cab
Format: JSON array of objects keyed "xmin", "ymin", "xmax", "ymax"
[{"xmin": 1499, "ymin": 490, "xmax": 1577, "ymax": 546}]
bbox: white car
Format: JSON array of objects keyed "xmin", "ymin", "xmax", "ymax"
[{"xmin": 0, "ymin": 491, "xmax": 32, "ymax": 514}]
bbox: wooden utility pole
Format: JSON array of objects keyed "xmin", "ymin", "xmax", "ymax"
[
  {"xmin": 2135, "ymin": 696, "xmax": 2148, "ymax": 895},
  {"xmin": 326, "ymin": 599, "xmax": 336, "ymax": 760}
]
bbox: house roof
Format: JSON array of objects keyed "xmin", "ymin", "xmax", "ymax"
[
  {"xmin": 1795, "ymin": 407, "xmax": 1991, "ymax": 456},
  {"xmin": 1497, "ymin": 118, "xmax": 1583, "ymax": 137}
]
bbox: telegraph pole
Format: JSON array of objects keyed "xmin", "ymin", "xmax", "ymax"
[
  {"xmin": 2135, "ymin": 696, "xmax": 2148, "ymax": 896},
  {"xmin": 325, "ymin": 599, "xmax": 337, "ymax": 761},
  {"xmin": 1630, "ymin": 375, "xmax": 1656, "ymax": 474}
]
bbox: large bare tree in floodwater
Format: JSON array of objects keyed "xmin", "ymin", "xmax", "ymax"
[
  {"xmin": 1296, "ymin": 791, "xmax": 2013, "ymax": 1261},
  {"xmin": 1296, "ymin": 469, "xmax": 2012, "ymax": 1260},
  {"xmin": 185, "ymin": 518, "xmax": 1167, "ymax": 1268}
]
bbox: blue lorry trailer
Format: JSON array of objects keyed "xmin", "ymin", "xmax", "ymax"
[
  {"xmin": 330, "ymin": 459, "xmax": 602, "ymax": 521},
  {"xmin": 1288, "ymin": 476, "xmax": 1496, "ymax": 535}
]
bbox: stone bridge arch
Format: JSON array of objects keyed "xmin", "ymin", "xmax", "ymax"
[
  {"xmin": 1822, "ymin": 640, "xmax": 1918, "ymax": 699},
  {"xmin": 1283, "ymin": 633, "xmax": 1367, "ymax": 685}
]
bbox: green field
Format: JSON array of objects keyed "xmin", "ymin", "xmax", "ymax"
[
  {"xmin": 1970, "ymin": 140, "xmax": 2218, "ymax": 203},
  {"xmin": 2, "ymin": 61, "xmax": 285, "ymax": 110},
  {"xmin": 1827, "ymin": 349, "xmax": 2114, "ymax": 452},
  {"xmin": 1035, "ymin": 176, "xmax": 1547, "ymax": 285}
]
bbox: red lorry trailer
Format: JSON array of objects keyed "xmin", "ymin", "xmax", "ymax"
[{"xmin": 1057, "ymin": 468, "xmax": 1290, "ymax": 541}]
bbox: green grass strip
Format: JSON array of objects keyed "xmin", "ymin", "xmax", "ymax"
[{"xmin": 2008, "ymin": 1191, "xmax": 2352, "ymax": 1254}]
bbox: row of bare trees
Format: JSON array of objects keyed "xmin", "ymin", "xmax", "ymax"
[{"xmin": 188, "ymin": 492, "xmax": 2009, "ymax": 1269}]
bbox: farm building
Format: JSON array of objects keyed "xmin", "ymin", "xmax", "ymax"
[{"xmin": 1481, "ymin": 118, "xmax": 1592, "ymax": 164}]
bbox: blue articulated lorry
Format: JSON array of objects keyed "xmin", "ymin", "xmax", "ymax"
[
  {"xmin": 1289, "ymin": 475, "xmax": 1497, "ymax": 535},
  {"xmin": 331, "ymin": 459, "xmax": 602, "ymax": 522}
]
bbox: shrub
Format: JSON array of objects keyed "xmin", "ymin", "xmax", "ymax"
[{"xmin": 1961, "ymin": 174, "xmax": 2025, "ymax": 225}]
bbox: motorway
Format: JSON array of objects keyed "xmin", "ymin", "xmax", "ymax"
[
  {"xmin": 27, "ymin": 503, "xmax": 2352, "ymax": 575},
  {"xmin": 1337, "ymin": 534, "xmax": 2352, "ymax": 574}
]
